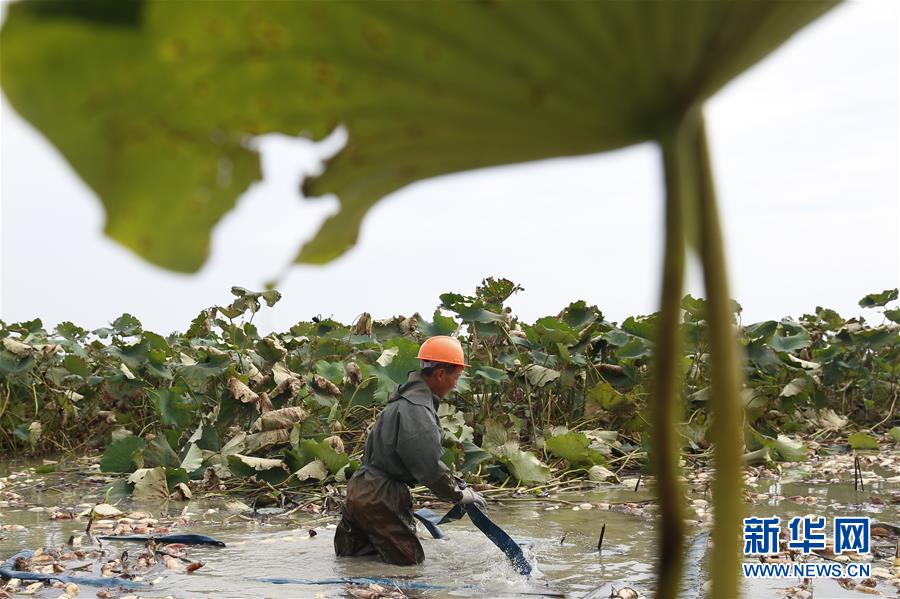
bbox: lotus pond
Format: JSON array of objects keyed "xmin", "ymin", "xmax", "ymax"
[
  {"xmin": 1, "ymin": 450, "xmax": 898, "ymax": 599},
  {"xmin": 2, "ymin": 283, "xmax": 899, "ymax": 597}
]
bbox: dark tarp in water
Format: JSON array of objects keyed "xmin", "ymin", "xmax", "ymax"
[{"xmin": 414, "ymin": 504, "xmax": 533, "ymax": 575}]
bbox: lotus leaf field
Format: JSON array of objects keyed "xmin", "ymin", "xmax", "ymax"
[{"xmin": 0, "ymin": 279, "xmax": 897, "ymax": 503}]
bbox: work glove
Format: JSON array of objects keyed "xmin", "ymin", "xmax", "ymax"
[{"xmin": 459, "ymin": 487, "xmax": 487, "ymax": 510}]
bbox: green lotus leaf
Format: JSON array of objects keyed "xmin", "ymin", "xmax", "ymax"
[
  {"xmin": 106, "ymin": 341, "xmax": 149, "ymax": 372},
  {"xmin": 150, "ymin": 389, "xmax": 196, "ymax": 429},
  {"xmin": 770, "ymin": 321, "xmax": 812, "ymax": 353},
  {"xmin": 858, "ymin": 289, "xmax": 899, "ymax": 308},
  {"xmin": 545, "ymin": 431, "xmax": 606, "ymax": 469},
  {"xmin": 0, "ymin": 0, "xmax": 835, "ymax": 271},
  {"xmin": 473, "ymin": 365, "xmax": 508, "ymax": 385},
  {"xmin": 371, "ymin": 337, "xmax": 420, "ymax": 403},
  {"xmin": 177, "ymin": 352, "xmax": 231, "ymax": 389},
  {"xmin": 460, "ymin": 441, "xmax": 492, "ymax": 474},
  {"xmin": 62, "ymin": 355, "xmax": 91, "ymax": 377},
  {"xmin": 621, "ymin": 315, "xmax": 659, "ymax": 341},
  {"xmin": 559, "ymin": 300, "xmax": 601, "ymax": 331},
  {"xmin": 601, "ymin": 330, "xmax": 631, "ymax": 347},
  {"xmin": 417, "ymin": 310, "xmax": 458, "ymax": 338},
  {"xmin": 616, "ymin": 337, "xmax": 653, "ymax": 360},
  {"xmin": 482, "ymin": 419, "xmax": 511, "ymax": 451},
  {"xmin": 112, "ymin": 314, "xmax": 143, "ymax": 336},
  {"xmin": 286, "ymin": 439, "xmax": 349, "ymax": 475},
  {"xmin": 100, "ymin": 435, "xmax": 146, "ymax": 473},
  {"xmin": 143, "ymin": 435, "xmax": 181, "ymax": 469},
  {"xmin": 315, "ymin": 360, "xmax": 346, "ymax": 385},
  {"xmin": 765, "ymin": 434, "xmax": 807, "ymax": 462},
  {"xmin": 498, "ymin": 441, "xmax": 550, "ymax": 484},
  {"xmin": 531, "ymin": 317, "xmax": 578, "ymax": 346},
  {"xmin": 847, "ymin": 432, "xmax": 879, "ymax": 451}
]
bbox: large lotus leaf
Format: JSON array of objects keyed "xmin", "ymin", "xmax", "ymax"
[
  {"xmin": 245, "ymin": 429, "xmax": 291, "ymax": 453},
  {"xmin": 437, "ymin": 403, "xmax": 474, "ymax": 444},
  {"xmin": 179, "ymin": 443, "xmax": 204, "ymax": 473},
  {"xmin": 616, "ymin": 337, "xmax": 653, "ymax": 360},
  {"xmin": 559, "ymin": 300, "xmax": 601, "ymax": 331},
  {"xmin": 315, "ymin": 360, "xmax": 345, "ymax": 385},
  {"xmin": 417, "ymin": 310, "xmax": 459, "ymax": 338},
  {"xmin": 460, "ymin": 441, "xmax": 492, "ymax": 474},
  {"xmin": 440, "ymin": 293, "xmax": 504, "ymax": 325},
  {"xmin": 584, "ymin": 380, "xmax": 627, "ymax": 417},
  {"xmin": 765, "ymin": 434, "xmax": 807, "ymax": 462},
  {"xmin": 482, "ymin": 419, "xmax": 511, "ymax": 451},
  {"xmin": 545, "ymin": 431, "xmax": 606, "ymax": 469},
  {"xmin": 847, "ymin": 432, "xmax": 879, "ymax": 451},
  {"xmin": 177, "ymin": 352, "xmax": 231, "ymax": 389},
  {"xmin": 150, "ymin": 389, "xmax": 196, "ymax": 429},
  {"xmin": 858, "ymin": 289, "xmax": 899, "ymax": 308},
  {"xmin": 285, "ymin": 439, "xmax": 349, "ymax": 475},
  {"xmin": 522, "ymin": 363, "xmax": 560, "ymax": 388},
  {"xmin": 62, "ymin": 355, "xmax": 91, "ymax": 377},
  {"xmin": 100, "ymin": 435, "xmax": 146, "ymax": 473},
  {"xmin": 473, "ymin": 365, "xmax": 508, "ymax": 385},
  {"xmin": 227, "ymin": 454, "xmax": 290, "ymax": 485},
  {"xmin": 770, "ymin": 321, "xmax": 812, "ymax": 353},
  {"xmin": 0, "ymin": 0, "xmax": 835, "ymax": 271},
  {"xmin": 128, "ymin": 467, "xmax": 169, "ymax": 502},
  {"xmin": 530, "ymin": 317, "xmax": 578, "ymax": 346},
  {"xmin": 498, "ymin": 441, "xmax": 551, "ymax": 484},
  {"xmin": 106, "ymin": 342, "xmax": 149, "ymax": 372},
  {"xmin": 143, "ymin": 435, "xmax": 181, "ymax": 469},
  {"xmin": 371, "ymin": 337, "xmax": 420, "ymax": 403},
  {"xmin": 0, "ymin": 351, "xmax": 34, "ymax": 376}
]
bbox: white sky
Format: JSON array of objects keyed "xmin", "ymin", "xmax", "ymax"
[{"xmin": 1, "ymin": 1, "xmax": 898, "ymax": 335}]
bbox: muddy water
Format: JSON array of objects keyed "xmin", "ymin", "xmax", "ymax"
[{"xmin": 1, "ymin": 460, "xmax": 897, "ymax": 598}]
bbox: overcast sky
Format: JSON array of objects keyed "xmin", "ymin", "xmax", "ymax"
[{"xmin": 1, "ymin": 1, "xmax": 898, "ymax": 335}]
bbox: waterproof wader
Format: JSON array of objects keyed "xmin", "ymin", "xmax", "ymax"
[
  {"xmin": 333, "ymin": 467, "xmax": 423, "ymax": 565},
  {"xmin": 334, "ymin": 371, "xmax": 463, "ymax": 565}
]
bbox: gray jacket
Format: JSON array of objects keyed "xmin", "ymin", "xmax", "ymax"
[{"xmin": 363, "ymin": 371, "xmax": 463, "ymax": 502}]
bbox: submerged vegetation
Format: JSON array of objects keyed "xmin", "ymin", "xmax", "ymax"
[{"xmin": 0, "ymin": 279, "xmax": 897, "ymax": 502}]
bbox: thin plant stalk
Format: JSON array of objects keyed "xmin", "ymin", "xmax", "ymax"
[
  {"xmin": 652, "ymin": 120, "xmax": 689, "ymax": 598},
  {"xmin": 692, "ymin": 111, "xmax": 746, "ymax": 599}
]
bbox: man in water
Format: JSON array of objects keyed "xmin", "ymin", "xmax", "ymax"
[{"xmin": 334, "ymin": 335, "xmax": 486, "ymax": 565}]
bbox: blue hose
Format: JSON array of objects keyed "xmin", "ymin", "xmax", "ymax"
[
  {"xmin": 0, "ymin": 551, "xmax": 149, "ymax": 590},
  {"xmin": 98, "ymin": 533, "xmax": 226, "ymax": 547},
  {"xmin": 254, "ymin": 576, "xmax": 474, "ymax": 591},
  {"xmin": 414, "ymin": 504, "xmax": 533, "ymax": 575}
]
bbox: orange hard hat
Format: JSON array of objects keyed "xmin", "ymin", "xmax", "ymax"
[{"xmin": 416, "ymin": 336, "xmax": 469, "ymax": 367}]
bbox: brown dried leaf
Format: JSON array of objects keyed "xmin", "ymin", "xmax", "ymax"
[
  {"xmin": 185, "ymin": 561, "xmax": 204, "ymax": 574},
  {"xmin": 227, "ymin": 377, "xmax": 258, "ymax": 404},
  {"xmin": 270, "ymin": 376, "xmax": 304, "ymax": 402},
  {"xmin": 344, "ymin": 362, "xmax": 362, "ymax": 386},
  {"xmin": 251, "ymin": 407, "xmax": 309, "ymax": 432},
  {"xmin": 245, "ymin": 428, "xmax": 291, "ymax": 452},
  {"xmin": 312, "ymin": 374, "xmax": 341, "ymax": 396},
  {"xmin": 324, "ymin": 435, "xmax": 345, "ymax": 454}
]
